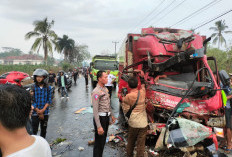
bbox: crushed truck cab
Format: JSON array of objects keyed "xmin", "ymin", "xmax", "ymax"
[{"xmin": 118, "ymin": 27, "xmax": 223, "ymax": 152}]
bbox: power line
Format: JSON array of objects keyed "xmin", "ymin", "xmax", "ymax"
[
  {"xmin": 129, "ymin": 0, "xmax": 166, "ymax": 33},
  {"xmin": 153, "ymin": 0, "xmax": 187, "ymax": 26},
  {"xmin": 170, "ymin": 0, "xmax": 221, "ymax": 27},
  {"xmin": 142, "ymin": 0, "xmax": 177, "ymax": 28},
  {"xmin": 176, "ymin": 0, "xmax": 223, "ymax": 27},
  {"xmin": 193, "ymin": 9, "xmax": 232, "ymax": 30}
]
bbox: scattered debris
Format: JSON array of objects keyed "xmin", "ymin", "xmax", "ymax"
[
  {"xmin": 88, "ymin": 139, "xmax": 95, "ymax": 145},
  {"xmin": 75, "ymin": 107, "xmax": 93, "ymax": 114},
  {"xmin": 82, "ymin": 107, "xmax": 93, "ymax": 114},
  {"xmin": 51, "ymin": 141, "xmax": 74, "ymax": 156},
  {"xmin": 75, "ymin": 108, "xmax": 86, "ymax": 114},
  {"xmin": 148, "ymin": 149, "xmax": 159, "ymax": 156},
  {"xmin": 106, "ymin": 135, "xmax": 116, "ymax": 143},
  {"xmin": 214, "ymin": 127, "xmax": 224, "ymax": 138},
  {"xmin": 78, "ymin": 146, "xmax": 85, "ymax": 151},
  {"xmin": 183, "ymin": 152, "xmax": 197, "ymax": 157},
  {"xmin": 51, "ymin": 138, "xmax": 67, "ymax": 145}
]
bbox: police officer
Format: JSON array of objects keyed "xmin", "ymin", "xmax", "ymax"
[{"xmin": 92, "ymin": 70, "xmax": 116, "ymax": 157}]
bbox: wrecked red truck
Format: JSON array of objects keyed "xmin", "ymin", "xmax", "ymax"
[{"xmin": 117, "ymin": 27, "xmax": 225, "ymax": 153}]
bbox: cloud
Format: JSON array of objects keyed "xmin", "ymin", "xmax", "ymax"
[{"xmin": 0, "ymin": 0, "xmax": 232, "ymax": 58}]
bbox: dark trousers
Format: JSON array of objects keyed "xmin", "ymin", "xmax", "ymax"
[
  {"xmin": 61, "ymin": 87, "xmax": 69, "ymax": 97},
  {"xmin": 93, "ymin": 116, "xmax": 109, "ymax": 157},
  {"xmin": 127, "ymin": 126, "xmax": 148, "ymax": 157},
  {"xmin": 106, "ymin": 86, "xmax": 112, "ymax": 99},
  {"xmin": 32, "ymin": 115, "xmax": 49, "ymax": 138},
  {"xmin": 85, "ymin": 76, "xmax": 88, "ymax": 85},
  {"xmin": 74, "ymin": 75, "xmax": 77, "ymax": 84},
  {"xmin": 225, "ymin": 108, "xmax": 232, "ymax": 129}
]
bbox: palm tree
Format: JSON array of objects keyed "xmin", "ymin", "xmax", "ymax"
[
  {"xmin": 25, "ymin": 17, "xmax": 58, "ymax": 64},
  {"xmin": 210, "ymin": 20, "xmax": 232, "ymax": 49},
  {"xmin": 56, "ymin": 35, "xmax": 75, "ymax": 62}
]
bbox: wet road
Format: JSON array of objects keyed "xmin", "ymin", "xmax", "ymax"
[{"xmin": 46, "ymin": 76, "xmax": 125, "ymax": 157}]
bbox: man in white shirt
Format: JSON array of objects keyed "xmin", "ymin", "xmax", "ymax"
[
  {"xmin": 105, "ymin": 70, "xmax": 116, "ymax": 99},
  {"xmin": 0, "ymin": 84, "xmax": 52, "ymax": 157}
]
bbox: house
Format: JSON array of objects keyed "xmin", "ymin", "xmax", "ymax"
[{"xmin": 1, "ymin": 54, "xmax": 43, "ymax": 65}]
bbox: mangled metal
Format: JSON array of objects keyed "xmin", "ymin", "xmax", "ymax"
[{"xmin": 118, "ymin": 27, "xmax": 225, "ymax": 154}]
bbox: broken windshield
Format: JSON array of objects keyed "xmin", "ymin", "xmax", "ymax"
[
  {"xmin": 167, "ymin": 118, "xmax": 212, "ymax": 148},
  {"xmin": 147, "ymin": 59, "xmax": 215, "ymax": 97}
]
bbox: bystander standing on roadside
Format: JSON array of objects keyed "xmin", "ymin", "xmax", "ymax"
[
  {"xmin": 57, "ymin": 71, "xmax": 69, "ymax": 100},
  {"xmin": 84, "ymin": 67, "xmax": 89, "ymax": 86},
  {"xmin": 122, "ymin": 69, "xmax": 148, "ymax": 157},
  {"xmin": 92, "ymin": 70, "xmax": 116, "ymax": 157},
  {"xmin": 219, "ymin": 75, "xmax": 232, "ymax": 154},
  {"xmin": 73, "ymin": 68, "xmax": 79, "ymax": 84},
  {"xmin": 105, "ymin": 70, "xmax": 116, "ymax": 99},
  {"xmin": 31, "ymin": 69, "xmax": 52, "ymax": 139},
  {"xmin": 48, "ymin": 70, "xmax": 57, "ymax": 87}
]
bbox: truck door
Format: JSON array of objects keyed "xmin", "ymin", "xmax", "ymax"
[{"xmin": 207, "ymin": 56, "xmax": 219, "ymax": 86}]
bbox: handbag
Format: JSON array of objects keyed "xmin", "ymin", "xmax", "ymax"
[{"xmin": 125, "ymin": 90, "xmax": 140, "ymax": 119}]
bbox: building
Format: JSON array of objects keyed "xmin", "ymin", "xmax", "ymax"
[{"xmin": 1, "ymin": 54, "xmax": 43, "ymax": 65}]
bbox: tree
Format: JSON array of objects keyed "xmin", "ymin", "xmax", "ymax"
[
  {"xmin": 25, "ymin": 17, "xmax": 58, "ymax": 65},
  {"xmin": 207, "ymin": 46, "xmax": 227, "ymax": 71},
  {"xmin": 210, "ymin": 20, "xmax": 232, "ymax": 49},
  {"xmin": 72, "ymin": 44, "xmax": 90, "ymax": 66},
  {"xmin": 56, "ymin": 35, "xmax": 75, "ymax": 62},
  {"xmin": 0, "ymin": 47, "xmax": 23, "ymax": 58}
]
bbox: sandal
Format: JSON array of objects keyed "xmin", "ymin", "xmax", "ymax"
[{"xmin": 224, "ymin": 148, "xmax": 232, "ymax": 154}]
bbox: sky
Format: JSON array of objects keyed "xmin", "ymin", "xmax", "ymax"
[{"xmin": 0, "ymin": 0, "xmax": 231, "ymax": 59}]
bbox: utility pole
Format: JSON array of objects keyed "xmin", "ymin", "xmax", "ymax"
[{"xmin": 112, "ymin": 41, "xmax": 119, "ymax": 57}]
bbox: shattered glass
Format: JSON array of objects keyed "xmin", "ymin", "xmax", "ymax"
[{"xmin": 168, "ymin": 118, "xmax": 212, "ymax": 148}]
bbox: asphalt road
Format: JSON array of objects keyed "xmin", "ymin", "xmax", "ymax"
[{"xmin": 46, "ymin": 75, "xmax": 125, "ymax": 157}]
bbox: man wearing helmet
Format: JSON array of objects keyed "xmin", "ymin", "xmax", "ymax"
[{"xmin": 31, "ymin": 69, "xmax": 52, "ymax": 138}]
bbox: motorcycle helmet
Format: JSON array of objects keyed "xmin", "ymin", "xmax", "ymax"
[
  {"xmin": 59, "ymin": 70, "xmax": 65, "ymax": 75},
  {"xmin": 33, "ymin": 69, "xmax": 49, "ymax": 84}
]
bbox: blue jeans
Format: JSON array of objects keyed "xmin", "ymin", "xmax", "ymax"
[{"xmin": 61, "ymin": 87, "xmax": 68, "ymax": 97}]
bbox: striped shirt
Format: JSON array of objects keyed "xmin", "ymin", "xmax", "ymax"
[{"xmin": 32, "ymin": 85, "xmax": 52, "ymax": 115}]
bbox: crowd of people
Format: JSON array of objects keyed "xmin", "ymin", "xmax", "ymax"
[
  {"xmin": 2, "ymin": 66, "xmax": 232, "ymax": 157},
  {"xmin": 0, "ymin": 66, "xmax": 122, "ymax": 157}
]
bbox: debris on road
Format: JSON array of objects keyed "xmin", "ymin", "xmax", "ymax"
[
  {"xmin": 75, "ymin": 108, "xmax": 86, "ymax": 114},
  {"xmin": 51, "ymin": 141, "xmax": 74, "ymax": 156},
  {"xmin": 78, "ymin": 146, "xmax": 85, "ymax": 151},
  {"xmin": 75, "ymin": 107, "xmax": 93, "ymax": 114},
  {"xmin": 51, "ymin": 138, "xmax": 67, "ymax": 146},
  {"xmin": 88, "ymin": 139, "xmax": 95, "ymax": 145},
  {"xmin": 82, "ymin": 107, "xmax": 93, "ymax": 114}
]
